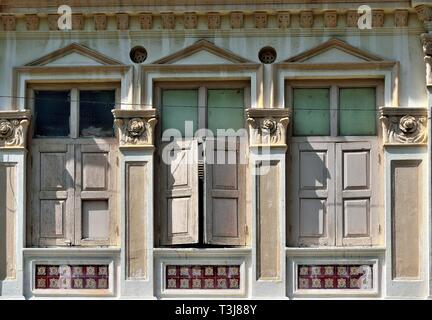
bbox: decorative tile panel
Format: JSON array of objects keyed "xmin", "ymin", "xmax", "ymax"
[
  {"xmin": 35, "ymin": 265, "xmax": 109, "ymax": 290},
  {"xmin": 166, "ymin": 265, "xmax": 240, "ymax": 290},
  {"xmin": 297, "ymin": 265, "xmax": 373, "ymax": 290}
]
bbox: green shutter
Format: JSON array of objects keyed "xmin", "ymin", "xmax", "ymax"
[
  {"xmin": 293, "ymin": 88, "xmax": 330, "ymax": 136},
  {"xmin": 339, "ymin": 88, "xmax": 376, "ymax": 136},
  {"xmin": 162, "ymin": 89, "xmax": 198, "ymax": 137},
  {"xmin": 207, "ymin": 89, "xmax": 244, "ymax": 135}
]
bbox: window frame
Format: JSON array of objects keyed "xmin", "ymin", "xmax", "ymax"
[
  {"xmin": 154, "ymin": 80, "xmax": 250, "ymax": 248},
  {"xmin": 286, "ymin": 79, "xmax": 384, "ymax": 140},
  {"xmin": 26, "ymin": 82, "xmax": 120, "ymax": 248},
  {"xmin": 154, "ymin": 80, "xmax": 251, "ymax": 139},
  {"xmin": 287, "ymin": 79, "xmax": 384, "ymax": 248},
  {"xmin": 27, "ymin": 82, "xmax": 121, "ymax": 139}
]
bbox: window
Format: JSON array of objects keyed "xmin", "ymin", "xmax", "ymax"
[
  {"xmin": 291, "ymin": 81, "xmax": 378, "ymax": 136},
  {"xmin": 28, "ymin": 84, "xmax": 119, "ymax": 247},
  {"xmin": 287, "ymin": 80, "xmax": 383, "ymax": 247},
  {"xmin": 34, "ymin": 87, "xmax": 116, "ymax": 138},
  {"xmin": 156, "ymin": 82, "xmax": 249, "ymax": 247}
]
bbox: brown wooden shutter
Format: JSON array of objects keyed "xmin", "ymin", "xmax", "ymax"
[
  {"xmin": 290, "ymin": 142, "xmax": 335, "ymax": 247},
  {"xmin": 160, "ymin": 139, "xmax": 199, "ymax": 245},
  {"xmin": 31, "ymin": 142, "xmax": 74, "ymax": 247},
  {"xmin": 204, "ymin": 137, "xmax": 246, "ymax": 246},
  {"xmin": 74, "ymin": 142, "xmax": 117, "ymax": 246},
  {"xmin": 336, "ymin": 141, "xmax": 378, "ymax": 246}
]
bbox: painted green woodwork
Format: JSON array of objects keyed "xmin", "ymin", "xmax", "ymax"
[
  {"xmin": 207, "ymin": 89, "xmax": 244, "ymax": 135},
  {"xmin": 293, "ymin": 88, "xmax": 330, "ymax": 136},
  {"xmin": 162, "ymin": 89, "xmax": 198, "ymax": 137},
  {"xmin": 339, "ymin": 88, "xmax": 376, "ymax": 136}
]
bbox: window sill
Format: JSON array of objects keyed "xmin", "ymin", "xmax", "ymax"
[
  {"xmin": 23, "ymin": 247, "xmax": 121, "ymax": 257},
  {"xmin": 286, "ymin": 246, "xmax": 386, "ymax": 256},
  {"xmin": 154, "ymin": 247, "xmax": 251, "ymax": 257}
]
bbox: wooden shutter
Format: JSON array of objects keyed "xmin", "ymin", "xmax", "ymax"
[
  {"xmin": 290, "ymin": 142, "xmax": 335, "ymax": 246},
  {"xmin": 74, "ymin": 142, "xmax": 117, "ymax": 246},
  {"xmin": 160, "ymin": 139, "xmax": 199, "ymax": 245},
  {"xmin": 30, "ymin": 142, "xmax": 74, "ymax": 247},
  {"xmin": 336, "ymin": 141, "xmax": 378, "ymax": 246},
  {"xmin": 204, "ymin": 137, "xmax": 246, "ymax": 245}
]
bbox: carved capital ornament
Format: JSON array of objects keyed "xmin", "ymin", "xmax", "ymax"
[
  {"xmin": 246, "ymin": 109, "xmax": 290, "ymax": 147},
  {"xmin": 379, "ymin": 107, "xmax": 428, "ymax": 145},
  {"xmin": 112, "ymin": 109, "xmax": 158, "ymax": 148},
  {"xmin": 0, "ymin": 110, "xmax": 31, "ymax": 149}
]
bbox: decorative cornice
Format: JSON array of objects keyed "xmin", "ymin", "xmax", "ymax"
[
  {"xmin": 0, "ymin": 10, "xmax": 420, "ymax": 33},
  {"xmin": 246, "ymin": 108, "xmax": 290, "ymax": 147},
  {"xmin": 379, "ymin": 107, "xmax": 428, "ymax": 145},
  {"xmin": 0, "ymin": 110, "xmax": 31, "ymax": 149},
  {"xmin": 112, "ymin": 109, "xmax": 158, "ymax": 148}
]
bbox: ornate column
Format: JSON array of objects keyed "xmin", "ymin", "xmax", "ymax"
[
  {"xmin": 246, "ymin": 108, "xmax": 290, "ymax": 298},
  {"xmin": 0, "ymin": 110, "xmax": 30, "ymax": 299},
  {"xmin": 379, "ymin": 107, "xmax": 429, "ymax": 298},
  {"xmin": 112, "ymin": 109, "xmax": 157, "ymax": 298}
]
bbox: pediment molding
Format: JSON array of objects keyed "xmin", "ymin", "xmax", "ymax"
[
  {"xmin": 284, "ymin": 38, "xmax": 384, "ymax": 63},
  {"xmin": 24, "ymin": 42, "xmax": 124, "ymax": 67},
  {"xmin": 151, "ymin": 39, "xmax": 252, "ymax": 65}
]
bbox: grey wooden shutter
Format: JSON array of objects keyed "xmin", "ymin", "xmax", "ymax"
[
  {"xmin": 204, "ymin": 137, "xmax": 246, "ymax": 246},
  {"xmin": 31, "ymin": 142, "xmax": 74, "ymax": 247},
  {"xmin": 160, "ymin": 139, "xmax": 199, "ymax": 245},
  {"xmin": 290, "ymin": 142, "xmax": 335, "ymax": 247},
  {"xmin": 336, "ymin": 141, "xmax": 378, "ymax": 246},
  {"xmin": 74, "ymin": 142, "xmax": 117, "ymax": 246}
]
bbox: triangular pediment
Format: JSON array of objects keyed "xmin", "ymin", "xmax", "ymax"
[
  {"xmin": 25, "ymin": 43, "xmax": 124, "ymax": 67},
  {"xmin": 285, "ymin": 39, "xmax": 384, "ymax": 63},
  {"xmin": 152, "ymin": 39, "xmax": 251, "ymax": 65}
]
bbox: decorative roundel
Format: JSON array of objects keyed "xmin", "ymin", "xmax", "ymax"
[
  {"xmin": 129, "ymin": 46, "xmax": 148, "ymax": 63},
  {"xmin": 258, "ymin": 46, "xmax": 277, "ymax": 64}
]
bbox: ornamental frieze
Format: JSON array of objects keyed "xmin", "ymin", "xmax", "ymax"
[
  {"xmin": 0, "ymin": 110, "xmax": 31, "ymax": 149},
  {"xmin": 379, "ymin": 107, "xmax": 428, "ymax": 145},
  {"xmin": 0, "ymin": 10, "xmax": 422, "ymax": 32},
  {"xmin": 246, "ymin": 109, "xmax": 290, "ymax": 147},
  {"xmin": 112, "ymin": 109, "xmax": 158, "ymax": 148}
]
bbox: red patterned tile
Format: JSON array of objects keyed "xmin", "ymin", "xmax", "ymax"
[
  {"xmin": 297, "ymin": 264, "xmax": 373, "ymax": 290},
  {"xmin": 166, "ymin": 265, "xmax": 240, "ymax": 290},
  {"xmin": 35, "ymin": 264, "xmax": 109, "ymax": 290}
]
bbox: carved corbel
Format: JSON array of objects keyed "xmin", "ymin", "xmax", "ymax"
[
  {"xmin": 112, "ymin": 109, "xmax": 158, "ymax": 148},
  {"xmin": 0, "ymin": 110, "xmax": 31, "ymax": 149},
  {"xmin": 379, "ymin": 107, "xmax": 428, "ymax": 145},
  {"xmin": 246, "ymin": 109, "xmax": 290, "ymax": 147}
]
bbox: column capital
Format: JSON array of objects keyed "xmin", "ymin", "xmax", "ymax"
[
  {"xmin": 0, "ymin": 110, "xmax": 31, "ymax": 150},
  {"xmin": 246, "ymin": 108, "xmax": 290, "ymax": 147},
  {"xmin": 379, "ymin": 107, "xmax": 428, "ymax": 146},
  {"xmin": 112, "ymin": 109, "xmax": 158, "ymax": 149},
  {"xmin": 415, "ymin": 4, "xmax": 432, "ymax": 31}
]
